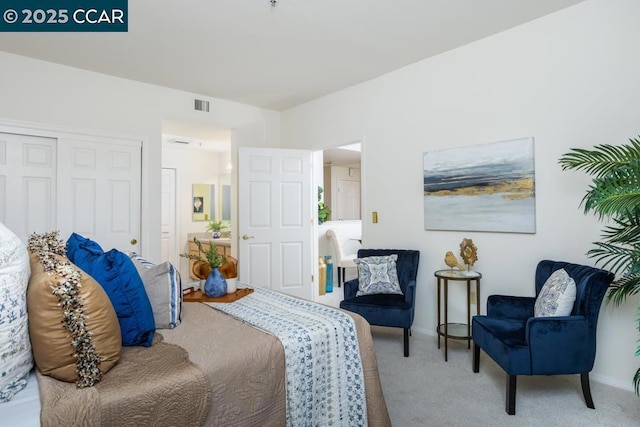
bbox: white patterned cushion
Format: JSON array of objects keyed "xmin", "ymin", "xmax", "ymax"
[
  {"xmin": 354, "ymin": 254, "xmax": 403, "ymax": 296},
  {"xmin": 534, "ymin": 268, "xmax": 577, "ymax": 317},
  {"xmin": 0, "ymin": 223, "xmax": 33, "ymax": 402},
  {"xmin": 128, "ymin": 253, "xmax": 182, "ymax": 329}
]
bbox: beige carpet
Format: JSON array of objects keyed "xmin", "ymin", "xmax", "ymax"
[{"xmin": 372, "ymin": 326, "xmax": 640, "ymax": 426}]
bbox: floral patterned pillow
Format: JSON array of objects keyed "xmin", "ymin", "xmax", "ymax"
[
  {"xmin": 354, "ymin": 254, "xmax": 403, "ymax": 296},
  {"xmin": 534, "ymin": 268, "xmax": 577, "ymax": 317},
  {"xmin": 0, "ymin": 222, "xmax": 33, "ymax": 402}
]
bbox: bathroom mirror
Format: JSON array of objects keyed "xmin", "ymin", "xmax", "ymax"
[
  {"xmin": 219, "ymin": 174, "xmax": 231, "ymax": 221},
  {"xmin": 192, "ymin": 183, "xmax": 216, "ymax": 221}
]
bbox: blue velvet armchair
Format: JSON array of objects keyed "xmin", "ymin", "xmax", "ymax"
[
  {"xmin": 472, "ymin": 260, "xmax": 614, "ymax": 415},
  {"xmin": 340, "ymin": 249, "xmax": 420, "ymax": 357}
]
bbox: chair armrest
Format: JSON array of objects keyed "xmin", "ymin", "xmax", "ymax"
[
  {"xmin": 487, "ymin": 295, "xmax": 535, "ymax": 319},
  {"xmin": 526, "ymin": 316, "xmax": 594, "ymax": 374},
  {"xmin": 343, "ymin": 278, "xmax": 359, "ymax": 299},
  {"xmin": 404, "ymin": 280, "xmax": 417, "ymax": 306}
]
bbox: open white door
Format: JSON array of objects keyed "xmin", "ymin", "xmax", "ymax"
[{"xmin": 238, "ymin": 147, "xmax": 313, "ymax": 300}]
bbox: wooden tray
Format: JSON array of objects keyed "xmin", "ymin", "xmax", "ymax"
[{"xmin": 183, "ymin": 287, "xmax": 253, "ymax": 303}]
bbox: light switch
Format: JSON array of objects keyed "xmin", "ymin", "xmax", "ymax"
[{"xmin": 372, "ymin": 211, "xmax": 378, "ymax": 223}]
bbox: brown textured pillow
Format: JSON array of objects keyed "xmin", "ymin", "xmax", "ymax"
[{"xmin": 27, "ymin": 253, "xmax": 121, "ymax": 384}]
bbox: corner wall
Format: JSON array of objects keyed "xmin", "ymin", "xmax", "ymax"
[{"xmin": 281, "ymin": 0, "xmax": 640, "ymax": 390}]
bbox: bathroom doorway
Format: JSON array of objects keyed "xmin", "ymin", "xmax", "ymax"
[{"xmin": 161, "ymin": 119, "xmax": 232, "ymax": 280}]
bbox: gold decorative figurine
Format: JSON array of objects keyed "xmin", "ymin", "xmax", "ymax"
[
  {"xmin": 444, "ymin": 251, "xmax": 465, "ymax": 272},
  {"xmin": 459, "ymin": 238, "xmax": 478, "ymax": 271}
]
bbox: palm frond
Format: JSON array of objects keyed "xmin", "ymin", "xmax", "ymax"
[
  {"xmin": 599, "ymin": 207, "xmax": 640, "ymax": 245},
  {"xmin": 588, "ymin": 242, "xmax": 635, "ymax": 275},
  {"xmin": 606, "ymin": 273, "xmax": 640, "ymax": 306},
  {"xmin": 582, "ymin": 160, "xmax": 640, "ymax": 219},
  {"xmin": 559, "ymin": 137, "xmax": 640, "ymax": 177},
  {"xmin": 634, "ymin": 367, "xmax": 640, "ymax": 396}
]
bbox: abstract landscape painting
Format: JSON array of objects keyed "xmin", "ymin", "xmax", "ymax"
[{"xmin": 423, "ymin": 137, "xmax": 535, "ymax": 233}]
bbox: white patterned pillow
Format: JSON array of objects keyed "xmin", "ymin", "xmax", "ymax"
[
  {"xmin": 534, "ymin": 268, "xmax": 577, "ymax": 317},
  {"xmin": 354, "ymin": 254, "xmax": 403, "ymax": 296},
  {"xmin": 128, "ymin": 253, "xmax": 182, "ymax": 329},
  {"xmin": 0, "ymin": 222, "xmax": 33, "ymax": 402}
]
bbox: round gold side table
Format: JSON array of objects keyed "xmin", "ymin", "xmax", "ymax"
[{"xmin": 435, "ymin": 269, "xmax": 481, "ymax": 361}]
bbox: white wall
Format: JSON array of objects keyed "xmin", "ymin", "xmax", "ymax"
[
  {"xmin": 281, "ymin": 0, "xmax": 640, "ymax": 390},
  {"xmin": 0, "ymin": 51, "xmax": 280, "ymax": 263}
]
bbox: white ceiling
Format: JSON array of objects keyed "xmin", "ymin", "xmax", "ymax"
[{"xmin": 0, "ymin": 0, "xmax": 584, "ymax": 111}]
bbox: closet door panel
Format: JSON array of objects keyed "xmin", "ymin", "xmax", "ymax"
[
  {"xmin": 0, "ymin": 132, "xmax": 56, "ymax": 242},
  {"xmin": 70, "ymin": 178, "xmax": 97, "ymax": 235},
  {"xmin": 57, "ymin": 137, "xmax": 141, "ymax": 253}
]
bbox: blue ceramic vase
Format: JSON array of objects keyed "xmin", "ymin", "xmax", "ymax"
[{"xmin": 203, "ymin": 268, "xmax": 227, "ymax": 297}]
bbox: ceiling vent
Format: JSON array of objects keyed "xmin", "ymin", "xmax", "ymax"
[{"xmin": 194, "ymin": 99, "xmax": 210, "ymax": 112}]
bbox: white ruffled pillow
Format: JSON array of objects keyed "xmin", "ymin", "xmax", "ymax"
[
  {"xmin": 534, "ymin": 268, "xmax": 577, "ymax": 317},
  {"xmin": 0, "ymin": 223, "xmax": 33, "ymax": 401}
]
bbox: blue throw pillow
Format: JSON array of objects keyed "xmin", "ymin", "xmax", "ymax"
[
  {"xmin": 66, "ymin": 232, "xmax": 104, "ymax": 264},
  {"xmin": 66, "ymin": 233, "xmax": 155, "ymax": 347}
]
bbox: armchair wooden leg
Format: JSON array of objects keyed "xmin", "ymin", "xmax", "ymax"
[
  {"xmin": 403, "ymin": 328, "xmax": 410, "ymax": 357},
  {"xmin": 472, "ymin": 343, "xmax": 480, "ymax": 373},
  {"xmin": 506, "ymin": 375, "xmax": 517, "ymax": 415},
  {"xmin": 581, "ymin": 373, "xmax": 595, "ymax": 409}
]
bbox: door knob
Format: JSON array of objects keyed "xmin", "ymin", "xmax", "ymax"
[
  {"xmin": 130, "ymin": 239, "xmax": 138, "ymax": 245},
  {"xmin": 242, "ymin": 234, "xmax": 254, "ymax": 240}
]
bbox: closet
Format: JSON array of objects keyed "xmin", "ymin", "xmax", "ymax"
[{"xmin": 0, "ymin": 122, "xmax": 142, "ymax": 252}]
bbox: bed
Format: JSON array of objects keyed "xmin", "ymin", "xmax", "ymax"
[
  {"xmin": 1, "ymin": 229, "xmax": 390, "ymax": 426},
  {"xmin": 4, "ymin": 292, "xmax": 390, "ymax": 426}
]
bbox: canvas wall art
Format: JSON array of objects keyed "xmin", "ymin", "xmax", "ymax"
[{"xmin": 423, "ymin": 137, "xmax": 536, "ymax": 233}]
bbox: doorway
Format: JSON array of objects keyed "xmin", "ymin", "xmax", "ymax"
[
  {"xmin": 314, "ymin": 141, "xmax": 363, "ymax": 306},
  {"xmin": 161, "ymin": 119, "xmax": 233, "ymax": 280},
  {"xmin": 321, "ymin": 142, "xmax": 362, "ymax": 221}
]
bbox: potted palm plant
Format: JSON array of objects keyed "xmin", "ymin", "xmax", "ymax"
[
  {"xmin": 206, "ymin": 220, "xmax": 226, "ymax": 239},
  {"xmin": 559, "ymin": 136, "xmax": 640, "ymax": 394},
  {"xmin": 180, "ymin": 237, "xmax": 228, "ymax": 297}
]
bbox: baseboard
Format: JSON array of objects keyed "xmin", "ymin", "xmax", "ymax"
[
  {"xmin": 410, "ymin": 325, "xmax": 435, "ymax": 337},
  {"xmin": 590, "ymin": 372, "xmax": 634, "ymax": 393}
]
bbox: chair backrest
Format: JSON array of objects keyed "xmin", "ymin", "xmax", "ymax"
[
  {"xmin": 356, "ymin": 249, "xmax": 420, "ymax": 294},
  {"xmin": 535, "ymin": 260, "xmax": 614, "ymax": 326},
  {"xmin": 326, "ymin": 228, "xmax": 361, "ymax": 264}
]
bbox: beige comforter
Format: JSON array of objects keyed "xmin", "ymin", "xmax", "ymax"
[
  {"xmin": 37, "ymin": 333, "xmax": 211, "ymax": 427},
  {"xmin": 161, "ymin": 302, "xmax": 391, "ymax": 426},
  {"xmin": 38, "ymin": 301, "xmax": 390, "ymax": 426}
]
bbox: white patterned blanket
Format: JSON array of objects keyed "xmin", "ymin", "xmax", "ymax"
[{"xmin": 206, "ymin": 285, "xmax": 368, "ymax": 426}]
